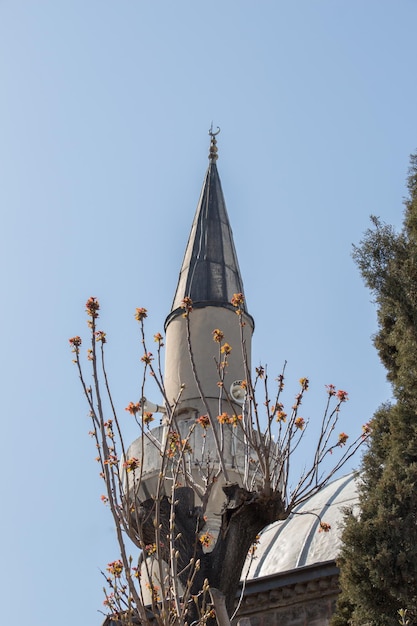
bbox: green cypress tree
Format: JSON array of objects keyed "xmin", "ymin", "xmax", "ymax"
[{"xmin": 332, "ymin": 155, "xmax": 417, "ymax": 626}]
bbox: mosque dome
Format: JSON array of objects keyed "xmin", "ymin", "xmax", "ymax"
[{"xmin": 245, "ymin": 473, "xmax": 359, "ymax": 580}]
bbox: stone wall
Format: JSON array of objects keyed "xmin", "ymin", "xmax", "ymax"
[
  {"xmin": 102, "ymin": 561, "xmax": 340, "ymax": 626},
  {"xmin": 235, "ymin": 561, "xmax": 339, "ymax": 626}
]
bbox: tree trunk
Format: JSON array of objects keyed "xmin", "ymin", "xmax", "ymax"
[{"xmin": 137, "ymin": 484, "xmax": 287, "ymax": 620}]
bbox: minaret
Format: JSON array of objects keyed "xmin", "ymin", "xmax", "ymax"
[
  {"xmin": 127, "ymin": 129, "xmax": 254, "ymax": 531},
  {"xmin": 164, "ymin": 129, "xmax": 254, "ymax": 420}
]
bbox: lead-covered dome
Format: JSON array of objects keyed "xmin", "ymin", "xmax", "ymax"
[{"xmin": 245, "ymin": 473, "xmax": 358, "ymax": 579}]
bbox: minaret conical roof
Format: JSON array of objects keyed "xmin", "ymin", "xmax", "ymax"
[{"xmin": 166, "ymin": 132, "xmax": 252, "ymax": 326}]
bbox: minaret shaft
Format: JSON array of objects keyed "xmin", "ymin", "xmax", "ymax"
[{"xmin": 164, "ymin": 305, "xmax": 253, "ymax": 416}]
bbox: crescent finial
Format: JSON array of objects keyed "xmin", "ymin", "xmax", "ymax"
[
  {"xmin": 209, "ymin": 123, "xmax": 221, "ymax": 137},
  {"xmin": 208, "ymin": 124, "xmax": 220, "ymax": 161}
]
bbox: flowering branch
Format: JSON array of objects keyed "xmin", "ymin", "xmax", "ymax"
[{"xmin": 71, "ymin": 294, "xmax": 370, "ymax": 625}]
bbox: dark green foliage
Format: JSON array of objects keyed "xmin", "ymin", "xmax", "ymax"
[
  {"xmin": 335, "ymin": 405, "xmax": 417, "ymax": 626},
  {"xmin": 352, "ymin": 155, "xmax": 417, "ymax": 407},
  {"xmin": 332, "ymin": 154, "xmax": 417, "ymax": 626}
]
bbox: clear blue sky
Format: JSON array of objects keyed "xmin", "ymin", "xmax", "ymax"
[{"xmin": 1, "ymin": 2, "xmax": 416, "ymax": 624}]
